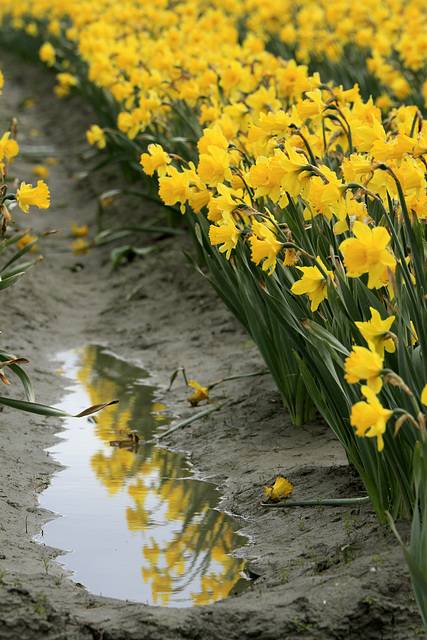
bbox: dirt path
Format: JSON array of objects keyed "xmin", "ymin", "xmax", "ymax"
[{"xmin": 0, "ymin": 52, "xmax": 424, "ymax": 640}]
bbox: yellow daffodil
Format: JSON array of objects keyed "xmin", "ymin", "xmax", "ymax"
[
  {"xmin": 140, "ymin": 143, "xmax": 171, "ymax": 177},
  {"xmin": 354, "ymin": 116, "xmax": 388, "ymax": 158},
  {"xmin": 291, "ymin": 256, "xmax": 333, "ymax": 312},
  {"xmin": 263, "ymin": 477, "xmax": 293, "ymax": 502},
  {"xmin": 344, "ymin": 345, "xmax": 384, "ymax": 393},
  {"xmin": 17, "ymin": 233, "xmax": 38, "ymax": 252},
  {"xmin": 208, "ymin": 218, "xmax": 240, "ymax": 259},
  {"xmin": 16, "ymin": 180, "xmax": 50, "ymax": 213},
  {"xmin": 339, "ymin": 221, "xmax": 396, "ymax": 289},
  {"xmin": 277, "ymin": 142, "xmax": 312, "ymax": 199},
  {"xmin": 208, "ymin": 183, "xmax": 243, "ymax": 221},
  {"xmin": 86, "ymin": 125, "xmax": 106, "ymax": 149},
  {"xmin": 249, "ymin": 220, "xmax": 283, "ymax": 274},
  {"xmin": 32, "ymin": 164, "xmax": 49, "ymax": 179},
  {"xmin": 258, "ymin": 109, "xmax": 291, "ymax": 136},
  {"xmin": 158, "ymin": 166, "xmax": 190, "ymax": 214},
  {"xmin": 187, "ymin": 380, "xmax": 210, "ymax": 407},
  {"xmin": 350, "ymin": 385, "xmax": 392, "ymax": 452},
  {"xmin": 0, "ymin": 131, "xmax": 19, "ymax": 163},
  {"xmin": 186, "ymin": 186, "xmax": 210, "ymax": 214},
  {"xmin": 117, "ymin": 108, "xmax": 150, "ymax": 140},
  {"xmin": 354, "ymin": 308, "xmax": 396, "ymax": 357},
  {"xmin": 197, "ymin": 147, "xmax": 233, "ymax": 187},
  {"xmin": 283, "ymin": 247, "xmax": 299, "ymax": 266},
  {"xmin": 39, "ymin": 41, "xmax": 56, "ymax": 66},
  {"xmin": 71, "ymin": 222, "xmax": 89, "ymax": 237},
  {"xmin": 54, "ymin": 72, "xmax": 77, "ymax": 97},
  {"xmin": 197, "ymin": 125, "xmax": 229, "ymax": 155},
  {"xmin": 72, "ymin": 239, "xmax": 90, "ymax": 255},
  {"xmin": 246, "ymin": 154, "xmax": 287, "ymax": 204}
]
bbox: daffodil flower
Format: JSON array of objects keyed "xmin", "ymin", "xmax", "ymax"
[
  {"xmin": 350, "ymin": 385, "xmax": 392, "ymax": 452},
  {"xmin": 72, "ymin": 239, "xmax": 90, "ymax": 255},
  {"xmin": 344, "ymin": 345, "xmax": 384, "ymax": 393},
  {"xmin": 71, "ymin": 222, "xmax": 89, "ymax": 238},
  {"xmin": 0, "ymin": 131, "xmax": 19, "ymax": 163},
  {"xmin": 39, "ymin": 41, "xmax": 56, "ymax": 67},
  {"xmin": 339, "ymin": 221, "xmax": 396, "ymax": 289},
  {"xmin": 86, "ymin": 124, "xmax": 106, "ymax": 149},
  {"xmin": 208, "ymin": 218, "xmax": 240, "ymax": 259},
  {"xmin": 187, "ymin": 380, "xmax": 210, "ymax": 407},
  {"xmin": 158, "ymin": 167, "xmax": 190, "ymax": 214},
  {"xmin": 291, "ymin": 256, "xmax": 333, "ymax": 311},
  {"xmin": 249, "ymin": 220, "xmax": 283, "ymax": 274},
  {"xmin": 263, "ymin": 477, "xmax": 293, "ymax": 502},
  {"xmin": 16, "ymin": 180, "xmax": 50, "ymax": 213},
  {"xmin": 32, "ymin": 164, "xmax": 49, "ymax": 179},
  {"xmin": 17, "ymin": 232, "xmax": 39, "ymax": 252},
  {"xmin": 355, "ymin": 308, "xmax": 396, "ymax": 357},
  {"xmin": 197, "ymin": 146, "xmax": 233, "ymax": 187},
  {"xmin": 277, "ymin": 141, "xmax": 312, "ymax": 199},
  {"xmin": 140, "ymin": 143, "xmax": 171, "ymax": 177}
]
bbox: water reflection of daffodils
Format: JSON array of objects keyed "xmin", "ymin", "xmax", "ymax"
[
  {"xmin": 140, "ymin": 521, "xmax": 243, "ymax": 606},
  {"xmin": 76, "ymin": 345, "xmax": 247, "ymax": 605}
]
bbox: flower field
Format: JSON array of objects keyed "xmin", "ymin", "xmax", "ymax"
[{"xmin": 1, "ymin": 0, "xmax": 427, "ymax": 630}]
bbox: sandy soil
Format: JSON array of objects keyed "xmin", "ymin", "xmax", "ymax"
[{"xmin": 0, "ymin": 52, "xmax": 425, "ymax": 640}]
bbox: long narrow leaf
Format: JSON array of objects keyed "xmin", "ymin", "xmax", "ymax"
[
  {"xmin": 0, "ymin": 352, "xmax": 35, "ymax": 403},
  {"xmin": 0, "ymin": 396, "xmax": 118, "ymax": 417},
  {"xmin": 0, "ymin": 239, "xmax": 39, "ymax": 273},
  {"xmin": 0, "ymin": 272, "xmax": 25, "ymax": 290},
  {"xmin": 386, "ymin": 512, "xmax": 427, "ymax": 628}
]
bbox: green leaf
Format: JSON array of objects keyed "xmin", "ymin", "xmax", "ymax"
[
  {"xmin": 183, "ymin": 250, "xmax": 206, "ymax": 277},
  {"xmin": 95, "ymin": 225, "xmax": 184, "ymax": 246},
  {"xmin": 0, "ymin": 272, "xmax": 25, "ymax": 290},
  {"xmin": 0, "ymin": 397, "xmax": 119, "ymax": 418},
  {"xmin": 2, "ymin": 259, "xmax": 40, "ymax": 280},
  {"xmin": 303, "ymin": 320, "xmax": 350, "ymax": 356},
  {"xmin": 0, "ymin": 351, "xmax": 35, "ymax": 403},
  {"xmin": 386, "ymin": 511, "xmax": 427, "ymax": 628},
  {"xmin": 0, "ymin": 239, "xmax": 39, "ymax": 273},
  {"xmin": 110, "ymin": 245, "xmax": 155, "ymax": 270}
]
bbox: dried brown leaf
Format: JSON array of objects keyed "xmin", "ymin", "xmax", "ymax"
[{"xmin": 75, "ymin": 399, "xmax": 119, "ymax": 417}]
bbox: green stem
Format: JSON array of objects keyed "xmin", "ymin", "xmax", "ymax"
[
  {"xmin": 150, "ymin": 402, "xmax": 222, "ymax": 442},
  {"xmin": 207, "ymin": 369, "xmax": 268, "ymax": 391},
  {"xmin": 261, "ymin": 496, "xmax": 370, "ymax": 507},
  {"xmin": 292, "ymin": 129, "xmax": 319, "ymax": 167}
]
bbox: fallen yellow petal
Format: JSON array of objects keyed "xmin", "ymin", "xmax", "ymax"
[
  {"xmin": 187, "ymin": 380, "xmax": 210, "ymax": 407},
  {"xmin": 32, "ymin": 164, "xmax": 49, "ymax": 179},
  {"xmin": 263, "ymin": 476, "xmax": 293, "ymax": 502},
  {"xmin": 71, "ymin": 221, "xmax": 89, "ymax": 237},
  {"xmin": 72, "ymin": 238, "xmax": 90, "ymax": 255}
]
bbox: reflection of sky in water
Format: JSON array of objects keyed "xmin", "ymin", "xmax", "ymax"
[{"xmin": 36, "ymin": 346, "xmax": 248, "ymax": 606}]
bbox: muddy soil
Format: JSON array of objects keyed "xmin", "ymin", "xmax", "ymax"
[{"xmin": 0, "ymin": 51, "xmax": 425, "ymax": 640}]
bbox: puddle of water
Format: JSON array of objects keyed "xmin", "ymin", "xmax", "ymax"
[{"xmin": 36, "ymin": 345, "xmax": 249, "ymax": 607}]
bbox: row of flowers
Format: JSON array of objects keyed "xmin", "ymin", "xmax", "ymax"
[
  {"xmin": 2, "ymin": 0, "xmax": 427, "ymax": 113},
  {"xmin": 0, "ymin": 0, "xmax": 426, "ymax": 627}
]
